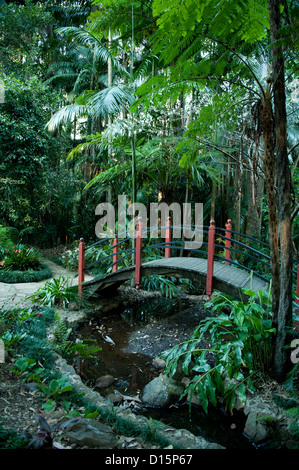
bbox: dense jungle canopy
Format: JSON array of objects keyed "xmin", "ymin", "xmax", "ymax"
[{"xmin": 0, "ymin": 0, "xmax": 298, "ymax": 380}]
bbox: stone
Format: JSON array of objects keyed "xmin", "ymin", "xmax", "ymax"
[
  {"xmin": 68, "ymin": 302, "xmax": 80, "ymax": 311},
  {"xmin": 65, "ymin": 418, "xmax": 116, "ymax": 448},
  {"xmin": 152, "ymin": 357, "xmax": 166, "ymax": 369},
  {"xmin": 141, "ymin": 373, "xmax": 183, "ymax": 408},
  {"xmin": 95, "ymin": 375, "xmax": 116, "ymax": 389},
  {"xmin": 243, "ymin": 395, "xmax": 282, "ymax": 443},
  {"xmin": 105, "ymin": 393, "xmax": 123, "ymax": 405}
]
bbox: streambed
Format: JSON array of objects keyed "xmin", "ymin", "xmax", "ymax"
[{"xmin": 75, "ymin": 292, "xmax": 253, "ymax": 449}]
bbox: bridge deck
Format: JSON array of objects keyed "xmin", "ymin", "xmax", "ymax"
[{"xmin": 83, "ymin": 257, "xmax": 269, "ymax": 301}]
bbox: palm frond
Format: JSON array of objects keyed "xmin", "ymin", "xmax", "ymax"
[
  {"xmin": 79, "ymin": 85, "xmax": 134, "ymax": 119},
  {"xmin": 56, "ymin": 26, "xmax": 129, "ymax": 78},
  {"xmin": 46, "ymin": 104, "xmax": 88, "ymax": 131}
]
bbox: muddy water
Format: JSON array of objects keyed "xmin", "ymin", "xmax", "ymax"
[{"xmin": 77, "ymin": 297, "xmax": 253, "ymax": 449}]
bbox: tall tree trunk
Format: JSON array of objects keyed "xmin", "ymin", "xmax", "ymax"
[
  {"xmin": 107, "ymin": 27, "xmax": 113, "ymax": 206},
  {"xmin": 261, "ymin": 85, "xmax": 280, "ymax": 323},
  {"xmin": 268, "ymin": 0, "xmax": 293, "ymax": 382},
  {"xmin": 246, "ymin": 171, "xmax": 264, "ymax": 239}
]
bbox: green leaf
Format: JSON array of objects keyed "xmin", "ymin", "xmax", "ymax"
[
  {"xmin": 49, "ymin": 379, "xmax": 60, "ymax": 393},
  {"xmin": 234, "ymin": 308, "xmax": 245, "ymax": 328},
  {"xmin": 196, "ymin": 381, "xmax": 209, "ymax": 414},
  {"xmin": 233, "ymin": 346, "xmax": 242, "ymax": 368},
  {"xmin": 42, "ymin": 400, "xmax": 56, "ymax": 412},
  {"xmin": 205, "ymin": 375, "xmax": 217, "ymax": 407},
  {"xmin": 236, "ymin": 383, "xmax": 247, "ymax": 404},
  {"xmin": 182, "ymin": 352, "xmax": 192, "ymax": 374}
]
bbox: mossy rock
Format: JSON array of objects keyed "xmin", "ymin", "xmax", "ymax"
[{"xmin": 0, "ymin": 263, "xmax": 52, "ymax": 283}]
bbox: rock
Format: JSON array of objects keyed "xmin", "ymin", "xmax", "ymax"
[
  {"xmin": 65, "ymin": 418, "xmax": 116, "ymax": 448},
  {"xmin": 68, "ymin": 302, "xmax": 80, "ymax": 311},
  {"xmin": 102, "ymin": 301, "xmax": 121, "ymax": 313},
  {"xmin": 95, "ymin": 375, "xmax": 116, "ymax": 389},
  {"xmin": 105, "ymin": 393, "xmax": 123, "ymax": 405},
  {"xmin": 152, "ymin": 357, "xmax": 166, "ymax": 369},
  {"xmin": 23, "ymin": 382, "xmax": 39, "ymax": 392},
  {"xmin": 243, "ymin": 395, "xmax": 283, "ymax": 443},
  {"xmin": 141, "ymin": 373, "xmax": 183, "ymax": 408}
]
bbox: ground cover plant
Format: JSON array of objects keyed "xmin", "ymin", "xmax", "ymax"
[{"xmin": 0, "ymin": 299, "xmax": 105, "ymax": 448}]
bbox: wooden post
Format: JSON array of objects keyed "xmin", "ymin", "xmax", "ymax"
[
  {"xmin": 78, "ymin": 237, "xmax": 85, "ymax": 300},
  {"xmin": 135, "ymin": 217, "xmax": 143, "ymax": 290},
  {"xmin": 113, "ymin": 236, "xmax": 119, "ymax": 272},
  {"xmin": 165, "ymin": 216, "xmax": 171, "ymax": 258},
  {"xmin": 206, "ymin": 220, "xmax": 215, "ymax": 299},
  {"xmin": 225, "ymin": 219, "xmax": 232, "ymax": 265}
]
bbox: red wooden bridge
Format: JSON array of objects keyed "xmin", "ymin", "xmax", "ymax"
[{"xmin": 77, "ymin": 218, "xmax": 299, "ymax": 328}]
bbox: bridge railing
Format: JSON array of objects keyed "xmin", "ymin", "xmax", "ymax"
[{"xmin": 78, "ymin": 218, "xmax": 299, "ymax": 307}]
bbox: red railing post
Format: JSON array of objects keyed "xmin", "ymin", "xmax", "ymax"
[
  {"xmin": 78, "ymin": 237, "xmax": 85, "ymax": 300},
  {"xmin": 225, "ymin": 219, "xmax": 232, "ymax": 265},
  {"xmin": 113, "ymin": 236, "xmax": 119, "ymax": 272},
  {"xmin": 165, "ymin": 216, "xmax": 172, "ymax": 258},
  {"xmin": 206, "ymin": 220, "xmax": 215, "ymax": 299},
  {"xmin": 135, "ymin": 217, "xmax": 143, "ymax": 290}
]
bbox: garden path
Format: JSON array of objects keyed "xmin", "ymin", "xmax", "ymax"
[{"xmin": 0, "ymin": 260, "xmax": 93, "ymax": 310}]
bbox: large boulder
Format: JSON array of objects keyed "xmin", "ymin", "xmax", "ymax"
[{"xmin": 141, "ymin": 373, "xmax": 183, "ymax": 408}]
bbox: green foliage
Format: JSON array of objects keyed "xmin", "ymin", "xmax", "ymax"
[
  {"xmin": 0, "ymin": 423, "xmax": 29, "ymax": 449},
  {"xmin": 0, "ymin": 225, "xmax": 18, "ymax": 249},
  {"xmin": 60, "ymin": 243, "xmax": 112, "ymax": 273},
  {"xmin": 14, "ymin": 357, "xmax": 45, "ymax": 383},
  {"xmin": 28, "ymin": 276, "xmax": 78, "ymax": 308},
  {"xmin": 50, "ymin": 312, "xmax": 101, "ymax": 360},
  {"xmin": 0, "ymin": 0, "xmax": 53, "ymax": 78},
  {"xmin": 142, "ymin": 275, "xmax": 180, "ymax": 298},
  {"xmin": 0, "ymin": 264, "xmax": 52, "ymax": 284},
  {"xmin": 16, "ymin": 308, "xmax": 56, "ymax": 368},
  {"xmin": 161, "ymin": 288, "xmax": 275, "ymax": 414},
  {"xmin": 0, "ymin": 74, "xmax": 64, "ymax": 242},
  {"xmin": 0, "ymin": 244, "xmax": 40, "ymax": 271},
  {"xmin": 285, "ymin": 407, "xmax": 299, "ymax": 445}
]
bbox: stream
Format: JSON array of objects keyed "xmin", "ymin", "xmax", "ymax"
[{"xmin": 76, "ymin": 295, "xmax": 254, "ymax": 449}]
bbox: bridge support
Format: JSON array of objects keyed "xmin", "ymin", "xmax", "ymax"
[
  {"xmin": 225, "ymin": 219, "xmax": 232, "ymax": 265},
  {"xmin": 78, "ymin": 237, "xmax": 85, "ymax": 300},
  {"xmin": 165, "ymin": 216, "xmax": 171, "ymax": 258},
  {"xmin": 206, "ymin": 220, "xmax": 215, "ymax": 299},
  {"xmin": 135, "ymin": 217, "xmax": 143, "ymax": 289},
  {"xmin": 112, "ymin": 236, "xmax": 119, "ymax": 272}
]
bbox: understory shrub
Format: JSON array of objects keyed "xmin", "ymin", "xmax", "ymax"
[
  {"xmin": 60, "ymin": 243, "xmax": 113, "ymax": 274},
  {"xmin": 0, "ymin": 243, "xmax": 51, "ymax": 282},
  {"xmin": 160, "ymin": 287, "xmax": 276, "ymax": 414},
  {"xmin": 0, "ymin": 244, "xmax": 40, "ymax": 270},
  {"xmin": 142, "ymin": 275, "xmax": 180, "ymax": 298},
  {"xmin": 27, "ymin": 276, "xmax": 78, "ymax": 308}
]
